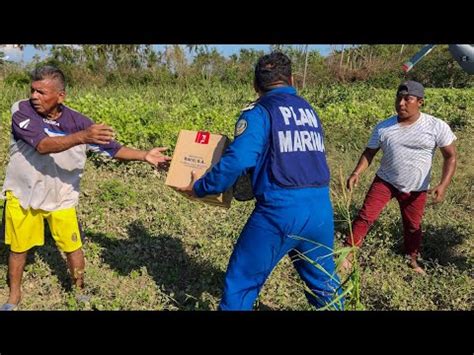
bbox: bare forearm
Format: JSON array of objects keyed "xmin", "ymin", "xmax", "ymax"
[
  {"xmin": 438, "ymin": 144, "xmax": 457, "ymax": 188},
  {"xmin": 352, "ymin": 148, "xmax": 378, "ymax": 175},
  {"xmin": 439, "ymin": 156, "xmax": 456, "ymax": 187},
  {"xmin": 114, "ymin": 147, "xmax": 147, "ymax": 162},
  {"xmin": 36, "ymin": 132, "xmax": 85, "ymax": 154},
  {"xmin": 352, "ymin": 155, "xmax": 370, "ymax": 175}
]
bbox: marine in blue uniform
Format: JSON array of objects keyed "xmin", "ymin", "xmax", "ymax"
[{"xmin": 178, "ymin": 52, "xmax": 343, "ymax": 310}]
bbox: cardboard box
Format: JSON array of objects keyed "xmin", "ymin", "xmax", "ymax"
[{"xmin": 165, "ymin": 130, "xmax": 233, "ymax": 208}]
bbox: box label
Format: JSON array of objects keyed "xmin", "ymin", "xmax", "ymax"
[{"xmin": 195, "ymin": 131, "xmax": 210, "ymax": 144}]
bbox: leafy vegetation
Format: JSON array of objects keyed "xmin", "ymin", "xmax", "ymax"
[
  {"xmin": 0, "ymin": 80, "xmax": 472, "ymax": 310},
  {"xmin": 2, "ymin": 45, "xmax": 474, "ymax": 89}
]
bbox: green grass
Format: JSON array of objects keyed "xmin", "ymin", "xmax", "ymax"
[{"xmin": 0, "ymin": 82, "xmax": 472, "ymax": 310}]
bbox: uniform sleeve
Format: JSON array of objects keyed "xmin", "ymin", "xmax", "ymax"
[
  {"xmin": 11, "ymin": 106, "xmax": 48, "ymax": 148},
  {"xmin": 193, "ymin": 106, "xmax": 269, "ymax": 197},
  {"xmin": 366, "ymin": 124, "xmax": 381, "ymax": 149},
  {"xmin": 435, "ymin": 120, "xmax": 457, "ymax": 147}
]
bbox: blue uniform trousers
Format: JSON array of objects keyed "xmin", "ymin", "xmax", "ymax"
[{"xmin": 219, "ymin": 186, "xmax": 343, "ymax": 310}]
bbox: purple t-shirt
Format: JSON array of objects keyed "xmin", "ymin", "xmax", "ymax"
[
  {"xmin": 2, "ymin": 99, "xmax": 122, "ymax": 211},
  {"xmin": 12, "ymin": 99, "xmax": 121, "ymax": 156}
]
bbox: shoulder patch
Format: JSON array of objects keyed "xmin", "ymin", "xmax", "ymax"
[{"xmin": 235, "ymin": 119, "xmax": 248, "ymax": 137}]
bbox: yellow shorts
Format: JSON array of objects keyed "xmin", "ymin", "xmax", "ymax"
[{"xmin": 2, "ymin": 191, "xmax": 83, "ymax": 253}]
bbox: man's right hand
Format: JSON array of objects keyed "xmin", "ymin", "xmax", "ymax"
[
  {"xmin": 346, "ymin": 173, "xmax": 360, "ymax": 191},
  {"xmin": 81, "ymin": 123, "xmax": 115, "ymax": 145}
]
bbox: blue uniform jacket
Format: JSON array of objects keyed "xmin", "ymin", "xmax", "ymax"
[{"xmin": 193, "ymin": 86, "xmax": 329, "ymax": 207}]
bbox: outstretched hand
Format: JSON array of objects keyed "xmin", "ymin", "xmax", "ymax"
[
  {"xmin": 175, "ymin": 171, "xmax": 198, "ymax": 198},
  {"xmin": 145, "ymin": 147, "xmax": 172, "ymax": 170}
]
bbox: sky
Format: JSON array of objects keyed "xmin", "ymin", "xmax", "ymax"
[
  {"xmin": 1, "ymin": 44, "xmax": 334, "ymax": 63},
  {"xmin": 207, "ymin": 45, "xmax": 332, "ymax": 57}
]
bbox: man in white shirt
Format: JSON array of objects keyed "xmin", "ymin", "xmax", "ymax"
[{"xmin": 341, "ymin": 80, "xmax": 457, "ymax": 274}]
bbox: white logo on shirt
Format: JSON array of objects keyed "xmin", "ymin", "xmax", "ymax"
[
  {"xmin": 19, "ymin": 119, "xmax": 30, "ymax": 129},
  {"xmin": 43, "ymin": 118, "xmax": 60, "ymax": 126}
]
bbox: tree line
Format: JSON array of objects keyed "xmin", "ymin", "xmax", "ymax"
[{"xmin": 1, "ymin": 44, "xmax": 472, "ymax": 88}]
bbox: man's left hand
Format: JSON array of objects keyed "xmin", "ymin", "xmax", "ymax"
[
  {"xmin": 428, "ymin": 184, "xmax": 447, "ymax": 203},
  {"xmin": 145, "ymin": 147, "xmax": 172, "ymax": 170},
  {"xmin": 176, "ymin": 171, "xmax": 198, "ymax": 198}
]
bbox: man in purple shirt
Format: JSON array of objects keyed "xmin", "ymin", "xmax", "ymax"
[{"xmin": 0, "ymin": 65, "xmax": 171, "ymax": 310}]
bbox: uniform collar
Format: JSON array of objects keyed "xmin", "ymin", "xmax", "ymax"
[{"xmin": 263, "ymin": 86, "xmax": 297, "ymax": 96}]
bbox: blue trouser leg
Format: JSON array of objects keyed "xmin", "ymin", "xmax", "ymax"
[
  {"xmin": 289, "ymin": 241, "xmax": 344, "ymax": 310},
  {"xmin": 219, "ymin": 211, "xmax": 291, "ymax": 310},
  {"xmin": 288, "ymin": 195, "xmax": 343, "ymax": 310}
]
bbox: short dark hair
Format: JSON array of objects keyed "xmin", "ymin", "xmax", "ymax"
[
  {"xmin": 254, "ymin": 51, "xmax": 292, "ymax": 92},
  {"xmin": 31, "ymin": 65, "xmax": 66, "ymax": 91}
]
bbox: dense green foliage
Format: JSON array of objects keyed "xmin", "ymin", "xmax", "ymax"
[
  {"xmin": 2, "ymin": 45, "xmax": 474, "ymax": 89},
  {"xmin": 0, "ymin": 81, "xmax": 472, "ymax": 310}
]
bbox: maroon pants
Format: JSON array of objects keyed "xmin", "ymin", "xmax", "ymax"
[{"xmin": 346, "ymin": 175, "xmax": 427, "ymax": 256}]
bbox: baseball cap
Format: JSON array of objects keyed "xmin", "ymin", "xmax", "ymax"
[{"xmin": 397, "ymin": 80, "xmax": 424, "ymax": 98}]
